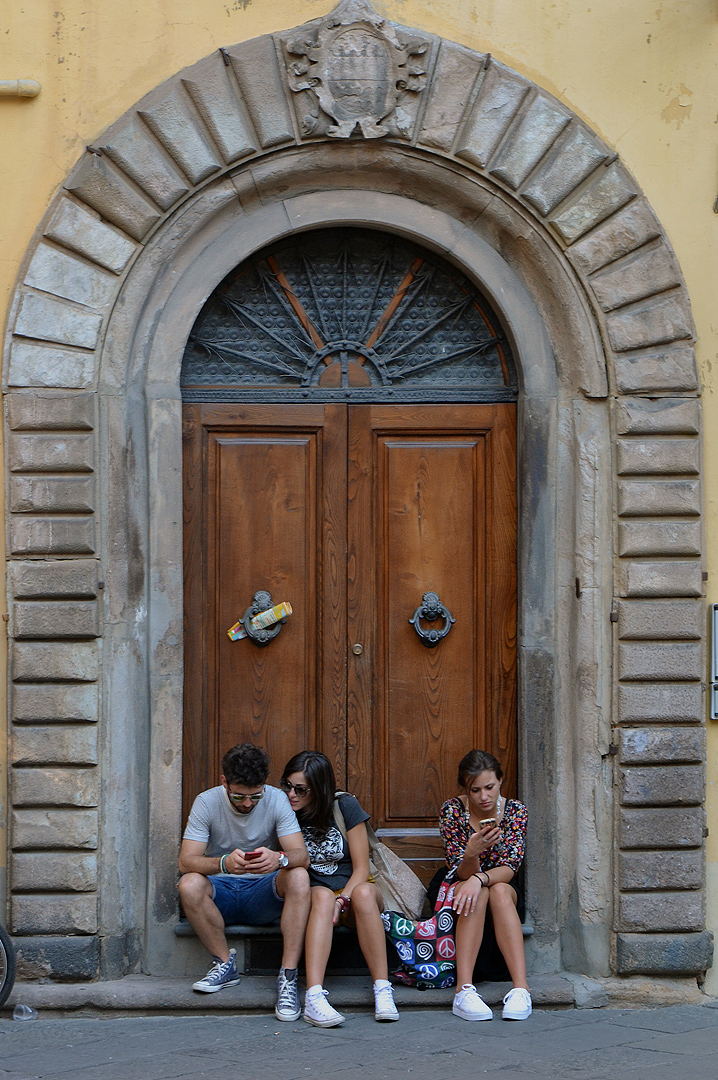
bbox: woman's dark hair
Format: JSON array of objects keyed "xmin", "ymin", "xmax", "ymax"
[
  {"xmin": 221, "ymin": 743, "xmax": 270, "ymax": 786},
  {"xmin": 282, "ymin": 750, "xmax": 336, "ymax": 833},
  {"xmin": 457, "ymin": 749, "xmax": 503, "ymax": 790}
]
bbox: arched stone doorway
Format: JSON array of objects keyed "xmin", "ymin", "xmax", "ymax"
[{"xmin": 4, "ymin": 0, "xmax": 708, "ymax": 983}]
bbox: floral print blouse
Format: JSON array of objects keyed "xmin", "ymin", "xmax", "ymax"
[{"xmin": 439, "ymin": 796, "xmax": 528, "ymax": 879}]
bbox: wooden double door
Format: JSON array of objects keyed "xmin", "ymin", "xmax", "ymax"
[{"xmin": 182, "ymin": 402, "xmax": 517, "ymax": 843}]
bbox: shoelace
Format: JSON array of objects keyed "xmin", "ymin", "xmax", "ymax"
[
  {"xmin": 277, "ymin": 974, "xmax": 298, "ymax": 1005},
  {"xmin": 308, "ymin": 989, "xmax": 336, "ymax": 1018},
  {"xmin": 375, "ymin": 986, "xmax": 395, "ymax": 1008}
]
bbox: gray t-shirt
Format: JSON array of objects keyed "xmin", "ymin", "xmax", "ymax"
[{"xmin": 183, "ymin": 784, "xmax": 301, "ymax": 877}]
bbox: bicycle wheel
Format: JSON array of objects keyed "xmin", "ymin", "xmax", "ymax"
[{"xmin": 0, "ymin": 922, "xmax": 17, "ymax": 1008}]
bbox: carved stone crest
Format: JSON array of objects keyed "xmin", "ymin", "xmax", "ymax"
[{"xmin": 285, "ymin": 0, "xmax": 430, "ymax": 140}]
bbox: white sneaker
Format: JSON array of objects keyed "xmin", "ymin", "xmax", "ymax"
[
  {"xmin": 374, "ymin": 980, "xmax": 399, "ymax": 1022},
  {"xmin": 452, "ymin": 983, "xmax": 493, "ymax": 1021},
  {"xmin": 502, "ymin": 987, "xmax": 532, "ymax": 1020},
  {"xmin": 192, "ymin": 949, "xmax": 240, "ymax": 993},
  {"xmin": 304, "ymin": 988, "xmax": 346, "ymax": 1028}
]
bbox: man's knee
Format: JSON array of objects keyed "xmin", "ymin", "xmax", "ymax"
[
  {"xmin": 178, "ymin": 872, "xmax": 212, "ymax": 905},
  {"xmin": 280, "ymin": 866, "xmax": 310, "ymax": 900}
]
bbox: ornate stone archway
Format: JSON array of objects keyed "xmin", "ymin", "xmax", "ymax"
[{"xmin": 4, "ymin": 0, "xmax": 709, "ymax": 983}]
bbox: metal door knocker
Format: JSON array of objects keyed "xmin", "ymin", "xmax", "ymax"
[
  {"xmin": 242, "ymin": 591, "xmax": 288, "ymax": 647},
  {"xmin": 409, "ymin": 591, "xmax": 455, "ymax": 647}
]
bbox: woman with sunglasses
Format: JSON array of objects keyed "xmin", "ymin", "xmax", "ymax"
[{"xmin": 280, "ymin": 750, "xmax": 399, "ymax": 1027}]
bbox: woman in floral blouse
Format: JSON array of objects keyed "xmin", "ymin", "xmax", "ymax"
[{"xmin": 439, "ymin": 749, "xmax": 531, "ymax": 1023}]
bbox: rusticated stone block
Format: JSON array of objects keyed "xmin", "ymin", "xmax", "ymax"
[
  {"xmin": 619, "ymin": 891, "xmax": 703, "ymax": 932},
  {"xmin": 619, "ymin": 849, "xmax": 702, "ymax": 891},
  {"xmin": 10, "ymin": 475, "xmax": 94, "ymax": 513},
  {"xmin": 567, "ymin": 198, "xmax": 661, "ymax": 275},
  {"xmin": 618, "ymin": 480, "xmax": 700, "ymax": 517},
  {"xmin": 490, "ymin": 94, "xmax": 570, "ymax": 190},
  {"xmin": 8, "ymin": 432, "xmax": 94, "ymax": 473},
  {"xmin": 616, "ymin": 438, "xmax": 699, "ymax": 476},
  {"xmin": 12, "ymin": 766, "xmax": 98, "ymax": 807},
  {"xmin": 590, "ymin": 244, "xmax": 681, "ymax": 313},
  {"xmin": 11, "ymin": 894, "xmax": 98, "ymax": 935},
  {"xmin": 10, "ymin": 560, "xmax": 99, "ymax": 599},
  {"xmin": 13, "ymin": 641, "xmax": 99, "ymax": 682},
  {"xmin": 615, "ymin": 398, "xmax": 700, "ymax": 437},
  {"xmin": 617, "ymin": 600, "xmax": 702, "ymax": 640},
  {"xmin": 455, "ymin": 63, "xmax": 528, "ymax": 168},
  {"xmin": 606, "ymin": 291, "xmax": 693, "ymax": 353},
  {"xmin": 616, "ymin": 561, "xmax": 702, "ymax": 598},
  {"xmin": 100, "ymin": 116, "xmax": 190, "ymax": 212},
  {"xmin": 619, "ymin": 727, "xmax": 704, "ymax": 765},
  {"xmin": 139, "ymin": 89, "xmax": 221, "ymax": 186},
  {"xmin": 14, "ymin": 934, "xmax": 100, "ymax": 981},
  {"xmin": 618, "ymin": 682, "xmax": 702, "ymax": 724},
  {"xmin": 44, "ymin": 198, "xmax": 136, "ymax": 274},
  {"xmin": 616, "ymin": 931, "xmax": 713, "ymax": 975},
  {"xmin": 12, "ymin": 725, "xmax": 98, "ymax": 766},
  {"xmin": 550, "ymin": 162, "xmax": 636, "ymax": 243},
  {"xmin": 183, "ymin": 53, "xmax": 256, "ymax": 164},
  {"xmin": 11, "ymin": 808, "xmax": 98, "ymax": 849},
  {"xmin": 614, "ymin": 346, "xmax": 699, "ymax": 394},
  {"xmin": 14, "ymin": 292, "xmax": 102, "ymax": 350},
  {"xmin": 8, "ymin": 341, "xmax": 96, "ymax": 390},
  {"xmin": 620, "ymin": 764, "xmax": 703, "ymax": 806},
  {"xmin": 25, "ymin": 244, "xmax": 117, "ymax": 310},
  {"xmin": 226, "ymin": 35, "xmax": 295, "ymax": 150},
  {"xmin": 8, "ymin": 391, "xmax": 95, "ymax": 432},
  {"xmin": 522, "ymin": 123, "xmax": 609, "ymax": 216},
  {"xmin": 65, "ymin": 152, "xmax": 161, "ymax": 241},
  {"xmin": 13, "ymin": 683, "xmax": 99, "ymax": 723},
  {"xmin": 13, "ymin": 600, "xmax": 100, "ymax": 640},
  {"xmin": 618, "ymin": 641, "xmax": 702, "ymax": 682},
  {"xmin": 11, "ymin": 851, "xmax": 98, "ymax": 892},
  {"xmin": 10, "ymin": 515, "xmax": 95, "ymax": 555},
  {"xmin": 619, "ymin": 806, "xmax": 704, "ymax": 849},
  {"xmin": 419, "ymin": 40, "xmax": 484, "ymax": 152},
  {"xmin": 618, "ymin": 521, "xmax": 701, "ymax": 558}
]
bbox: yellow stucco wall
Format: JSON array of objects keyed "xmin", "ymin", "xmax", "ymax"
[{"xmin": 1, "ymin": 0, "xmax": 717, "ymax": 976}]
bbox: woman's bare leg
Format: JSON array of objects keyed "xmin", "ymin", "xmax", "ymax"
[
  {"xmin": 304, "ymin": 886, "xmax": 336, "ymax": 988},
  {"xmin": 454, "ymin": 887, "xmax": 490, "ymax": 987},
  {"xmin": 348, "ymin": 883, "xmax": 388, "ymax": 982},
  {"xmin": 488, "ymin": 883, "xmax": 528, "ymax": 990}
]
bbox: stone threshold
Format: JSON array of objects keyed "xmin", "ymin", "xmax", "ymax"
[{"xmin": 1, "ymin": 973, "xmax": 707, "ymax": 1017}]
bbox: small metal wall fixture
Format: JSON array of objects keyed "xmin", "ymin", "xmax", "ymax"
[
  {"xmin": 242, "ymin": 590, "xmax": 287, "ymax": 647},
  {"xmin": 409, "ymin": 591, "xmax": 455, "ymax": 647},
  {"xmin": 711, "ymin": 603, "xmax": 718, "ymax": 720}
]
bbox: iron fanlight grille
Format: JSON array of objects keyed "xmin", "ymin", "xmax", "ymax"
[{"xmin": 181, "ymin": 228, "xmax": 516, "ymax": 402}]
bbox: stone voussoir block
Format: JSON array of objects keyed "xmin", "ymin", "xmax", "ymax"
[
  {"xmin": 12, "ymin": 765, "xmax": 99, "ymax": 807},
  {"xmin": 616, "ymin": 560, "xmax": 703, "ymax": 599},
  {"xmin": 11, "ymin": 851, "xmax": 98, "ymax": 892},
  {"xmin": 616, "ymin": 437, "xmax": 699, "ymax": 476},
  {"xmin": 7, "ymin": 391, "xmax": 95, "ymax": 431},
  {"xmin": 14, "ymin": 291, "xmax": 103, "ymax": 350},
  {"xmin": 226, "ymin": 34, "xmax": 295, "ymax": 150},
  {"xmin": 455, "ymin": 62, "xmax": 529, "ymax": 168},
  {"xmin": 13, "ymin": 641, "xmax": 99, "ymax": 682},
  {"xmin": 10, "ymin": 559, "xmax": 99, "ymax": 599},
  {"xmin": 24, "ymin": 243, "xmax": 117, "ymax": 311},
  {"xmin": 13, "ymin": 682, "xmax": 99, "ymax": 723},
  {"xmin": 619, "ymin": 849, "xmax": 702, "ymax": 891},
  {"xmin": 419, "ymin": 39, "xmax": 485, "ymax": 152},
  {"xmin": 12, "ymin": 724, "xmax": 98, "ymax": 766},
  {"xmin": 7, "ymin": 341, "xmax": 96, "ymax": 390},
  {"xmin": 615, "ymin": 397, "xmax": 700, "ymax": 437},
  {"xmin": 618, "ymin": 682, "xmax": 703, "ymax": 724},
  {"xmin": 618, "ymin": 520, "xmax": 701, "ymax": 558},
  {"xmin": 618, "ymin": 641, "xmax": 702, "ymax": 682},
  {"xmin": 619, "ymin": 806, "xmax": 704, "ymax": 849},
  {"xmin": 549, "ymin": 161, "xmax": 636, "ymax": 244},
  {"xmin": 13, "ymin": 600, "xmax": 100, "ymax": 640},
  {"xmin": 619, "ymin": 726, "xmax": 704, "ymax": 766},
  {"xmin": 613, "ymin": 345, "xmax": 699, "ymax": 394},
  {"xmin": 617, "ymin": 599, "xmax": 702, "ymax": 640},
  {"xmin": 44, "ymin": 197, "xmax": 136, "ymax": 274},
  {"xmin": 618, "ymin": 480, "xmax": 700, "ymax": 518},
  {"xmin": 8, "ymin": 432, "xmax": 94, "ymax": 473},
  {"xmin": 14, "ymin": 934, "xmax": 100, "ymax": 982},
  {"xmin": 616, "ymin": 931, "xmax": 713, "ymax": 975},
  {"xmin": 590, "ymin": 242, "xmax": 681, "ymax": 314},
  {"xmin": 65, "ymin": 152, "xmax": 161, "ymax": 242},
  {"xmin": 620, "ymin": 764, "xmax": 703, "ymax": 806},
  {"xmin": 606, "ymin": 290, "xmax": 694, "ymax": 353},
  {"xmin": 11, "ymin": 894, "xmax": 98, "ymax": 936},
  {"xmin": 567, "ymin": 198, "xmax": 661, "ymax": 276},
  {"xmin": 182, "ymin": 51, "xmax": 257, "ymax": 165},
  {"xmin": 619, "ymin": 891, "xmax": 704, "ymax": 932},
  {"xmin": 11, "ymin": 808, "xmax": 98, "ymax": 849}
]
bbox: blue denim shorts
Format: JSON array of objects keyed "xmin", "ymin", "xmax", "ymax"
[{"xmin": 209, "ymin": 871, "xmax": 284, "ymax": 925}]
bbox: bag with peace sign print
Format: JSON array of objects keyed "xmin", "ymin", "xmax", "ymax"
[{"xmin": 381, "ymin": 879, "xmax": 457, "ymax": 990}]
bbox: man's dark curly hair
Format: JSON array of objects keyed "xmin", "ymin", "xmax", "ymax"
[{"xmin": 221, "ymin": 743, "xmax": 270, "ymax": 786}]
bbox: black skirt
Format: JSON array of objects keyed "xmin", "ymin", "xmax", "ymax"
[{"xmin": 428, "ymin": 866, "xmax": 525, "ymax": 984}]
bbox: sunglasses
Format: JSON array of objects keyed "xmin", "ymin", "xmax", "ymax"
[
  {"xmin": 280, "ymin": 778, "xmax": 310, "ymax": 798},
  {"xmin": 227, "ymin": 788, "xmax": 265, "ymax": 804}
]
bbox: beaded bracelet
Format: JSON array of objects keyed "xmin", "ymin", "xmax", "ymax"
[{"xmin": 335, "ymin": 894, "xmax": 351, "ymax": 912}]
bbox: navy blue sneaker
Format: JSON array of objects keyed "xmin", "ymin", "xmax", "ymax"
[{"xmin": 192, "ymin": 949, "xmax": 240, "ymax": 993}]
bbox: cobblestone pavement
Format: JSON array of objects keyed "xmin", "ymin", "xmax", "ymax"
[{"xmin": 1, "ymin": 1003, "xmax": 718, "ymax": 1080}]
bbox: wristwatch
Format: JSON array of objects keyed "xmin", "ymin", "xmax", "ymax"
[{"xmin": 277, "ymin": 851, "xmax": 289, "ymax": 869}]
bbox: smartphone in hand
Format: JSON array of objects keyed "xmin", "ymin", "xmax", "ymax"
[
  {"xmin": 479, "ymin": 818, "xmax": 498, "ymax": 829},
  {"xmin": 244, "ymin": 850, "xmax": 261, "ymax": 860}
]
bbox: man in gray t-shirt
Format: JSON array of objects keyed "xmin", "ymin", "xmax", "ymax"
[{"xmin": 178, "ymin": 744, "xmax": 310, "ymax": 1021}]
